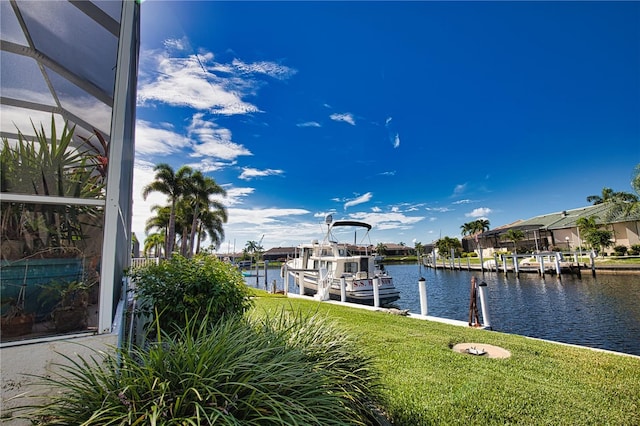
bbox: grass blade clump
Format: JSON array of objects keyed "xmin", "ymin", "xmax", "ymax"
[
  {"xmin": 250, "ymin": 308, "xmax": 385, "ymax": 424},
  {"xmin": 24, "ymin": 310, "xmax": 385, "ymax": 425}
]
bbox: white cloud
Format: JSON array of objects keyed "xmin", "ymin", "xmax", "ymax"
[
  {"xmin": 453, "ymin": 183, "xmax": 468, "ymax": 196},
  {"xmin": 348, "ymin": 211, "xmax": 424, "ymax": 231},
  {"xmin": 138, "ymin": 46, "xmax": 296, "ymax": 116},
  {"xmin": 392, "ymin": 133, "xmax": 400, "ymax": 148},
  {"xmin": 227, "ymin": 208, "xmax": 310, "ymax": 226},
  {"xmin": 138, "ymin": 50, "xmax": 259, "ymax": 114},
  {"xmin": 371, "ymin": 206, "xmax": 382, "ymax": 212},
  {"xmin": 163, "ymin": 37, "xmax": 189, "ymax": 51},
  {"xmin": 186, "ymin": 158, "xmax": 237, "ymax": 173},
  {"xmin": 466, "ymin": 207, "xmax": 492, "ymax": 218},
  {"xmin": 344, "ymin": 192, "xmax": 372, "ymax": 210},
  {"xmin": 188, "ymin": 113, "xmax": 253, "ymax": 161},
  {"xmin": 425, "ymin": 206, "xmax": 451, "ymax": 213},
  {"xmin": 135, "ymin": 120, "xmax": 193, "ymax": 156},
  {"xmin": 297, "ymin": 121, "xmax": 321, "ymax": 128},
  {"xmin": 231, "ymin": 58, "xmax": 297, "ymax": 80},
  {"xmin": 221, "ymin": 186, "xmax": 255, "ymax": 207},
  {"xmin": 385, "ymin": 116, "xmax": 400, "ymax": 148},
  {"xmin": 453, "ymin": 199, "xmax": 474, "ymax": 204},
  {"xmin": 330, "ymin": 113, "xmax": 356, "ymax": 126},
  {"xmin": 239, "ymin": 167, "xmax": 284, "ymax": 180}
]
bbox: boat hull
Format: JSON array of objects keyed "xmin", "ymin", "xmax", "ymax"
[{"xmin": 294, "ymin": 274, "xmax": 400, "ymax": 306}]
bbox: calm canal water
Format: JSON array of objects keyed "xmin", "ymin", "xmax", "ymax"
[{"xmin": 245, "ymin": 264, "xmax": 640, "ymax": 356}]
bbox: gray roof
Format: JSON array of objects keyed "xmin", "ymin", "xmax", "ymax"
[{"xmin": 489, "ymin": 203, "xmax": 640, "ymax": 236}]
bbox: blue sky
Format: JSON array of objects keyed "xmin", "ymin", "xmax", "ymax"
[{"xmin": 133, "ymin": 1, "xmax": 640, "ymax": 252}]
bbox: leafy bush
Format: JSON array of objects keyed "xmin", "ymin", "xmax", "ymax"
[
  {"xmin": 128, "ymin": 254, "xmax": 253, "ymax": 331},
  {"xmin": 25, "ymin": 311, "xmax": 384, "ymax": 425},
  {"xmin": 613, "ymin": 245, "xmax": 628, "ymax": 256},
  {"xmin": 629, "ymin": 244, "xmax": 640, "ymax": 256}
]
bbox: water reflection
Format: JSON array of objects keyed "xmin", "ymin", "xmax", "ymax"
[{"xmin": 246, "ymin": 265, "xmax": 640, "ymax": 356}]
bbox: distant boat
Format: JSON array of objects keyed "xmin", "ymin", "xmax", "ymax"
[
  {"xmin": 236, "ymin": 260, "xmax": 253, "ymax": 269},
  {"xmin": 285, "ymin": 216, "xmax": 400, "ymax": 306}
]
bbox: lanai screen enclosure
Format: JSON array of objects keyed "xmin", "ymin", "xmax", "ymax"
[{"xmin": 1, "ymin": 0, "xmax": 139, "ymax": 343}]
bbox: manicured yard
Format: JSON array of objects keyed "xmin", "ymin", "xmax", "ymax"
[{"xmin": 252, "ymin": 291, "xmax": 640, "ymax": 425}]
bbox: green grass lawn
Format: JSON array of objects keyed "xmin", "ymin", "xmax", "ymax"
[{"xmin": 251, "ymin": 291, "xmax": 640, "ymax": 425}]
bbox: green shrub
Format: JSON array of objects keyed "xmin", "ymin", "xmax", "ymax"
[
  {"xmin": 613, "ymin": 245, "xmax": 628, "ymax": 256},
  {"xmin": 629, "ymin": 244, "xmax": 640, "ymax": 255},
  {"xmin": 128, "ymin": 254, "xmax": 253, "ymax": 331},
  {"xmin": 25, "ymin": 311, "xmax": 384, "ymax": 425}
]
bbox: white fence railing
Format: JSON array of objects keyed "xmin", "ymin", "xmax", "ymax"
[{"xmin": 130, "ymin": 257, "xmax": 160, "ymax": 269}]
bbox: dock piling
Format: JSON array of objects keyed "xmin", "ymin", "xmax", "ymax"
[
  {"xmin": 468, "ymin": 277, "xmax": 481, "ymax": 327},
  {"xmin": 478, "ymin": 280, "xmax": 491, "ymax": 329},
  {"xmin": 373, "ymin": 277, "xmax": 380, "ymax": 308},
  {"xmin": 298, "ymin": 272, "xmax": 304, "ymax": 295},
  {"xmin": 418, "ymin": 277, "xmax": 427, "ymax": 316}
]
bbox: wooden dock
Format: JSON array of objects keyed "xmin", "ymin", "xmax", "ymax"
[{"xmin": 423, "ymin": 253, "xmax": 584, "ymax": 277}]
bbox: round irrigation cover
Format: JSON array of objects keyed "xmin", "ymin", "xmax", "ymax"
[{"xmin": 452, "ymin": 343, "xmax": 511, "ymax": 359}]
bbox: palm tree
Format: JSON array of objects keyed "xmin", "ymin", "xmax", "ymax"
[
  {"xmin": 576, "ymin": 215, "xmax": 614, "ymax": 255},
  {"xmin": 143, "ymin": 233, "xmax": 165, "ymax": 258},
  {"xmin": 474, "ymin": 219, "xmax": 490, "ymax": 233},
  {"xmin": 577, "ymin": 216, "xmax": 613, "ymax": 255},
  {"xmin": 633, "ymin": 163, "xmax": 640, "ymax": 195},
  {"xmin": 145, "ymin": 205, "xmax": 170, "ymax": 233},
  {"xmin": 414, "ymin": 241, "xmax": 424, "ymax": 256},
  {"xmin": 461, "ymin": 219, "xmax": 490, "ymax": 250},
  {"xmin": 375, "ymin": 243, "xmax": 387, "ymax": 256},
  {"xmin": 184, "ymin": 171, "xmax": 227, "ymax": 257},
  {"xmin": 245, "ymin": 240, "xmax": 259, "ymax": 262},
  {"xmin": 587, "ymin": 187, "xmax": 616, "ymax": 205},
  {"xmin": 587, "ymin": 187, "xmax": 637, "ymax": 206},
  {"xmin": 196, "ymin": 208, "xmax": 227, "ymax": 253},
  {"xmin": 501, "ymin": 229, "xmax": 525, "ymax": 254},
  {"xmin": 434, "ymin": 236, "xmax": 462, "ymax": 258},
  {"xmin": 142, "ymin": 164, "xmax": 193, "ymax": 258},
  {"xmin": 460, "ymin": 222, "xmax": 475, "ymax": 237},
  {"xmin": 576, "ymin": 216, "xmax": 598, "ymax": 236},
  {"xmin": 603, "ymin": 165, "xmax": 640, "ymax": 220}
]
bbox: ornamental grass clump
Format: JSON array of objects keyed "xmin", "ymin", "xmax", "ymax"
[
  {"xmin": 128, "ymin": 254, "xmax": 253, "ymax": 332},
  {"xmin": 25, "ymin": 310, "xmax": 385, "ymax": 425}
]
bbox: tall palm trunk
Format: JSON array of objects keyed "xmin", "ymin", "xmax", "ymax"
[
  {"xmin": 166, "ymin": 200, "xmax": 176, "ymax": 258},
  {"xmin": 188, "ymin": 209, "xmax": 199, "ymax": 257}
]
